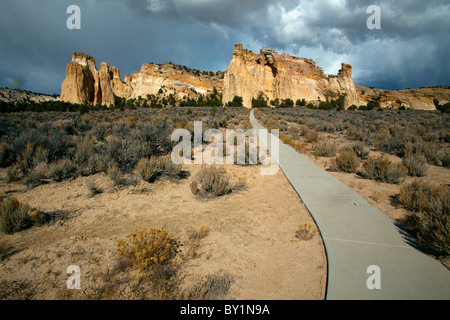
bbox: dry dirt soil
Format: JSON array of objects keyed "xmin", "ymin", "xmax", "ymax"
[{"xmin": 0, "ymin": 160, "xmax": 327, "ymax": 300}]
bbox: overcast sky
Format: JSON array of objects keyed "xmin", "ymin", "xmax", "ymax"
[{"xmin": 0, "ymin": 0, "xmax": 449, "ymax": 95}]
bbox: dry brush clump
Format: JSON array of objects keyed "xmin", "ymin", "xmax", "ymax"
[
  {"xmin": 117, "ymin": 229, "xmax": 182, "ymax": 272},
  {"xmin": 398, "ymin": 180, "xmax": 449, "ymax": 256},
  {"xmin": 345, "ymin": 142, "xmax": 370, "ymax": 160},
  {"xmin": 360, "ymin": 155, "xmax": 407, "ymax": 184},
  {"xmin": 402, "ymin": 153, "xmax": 428, "ymax": 177},
  {"xmin": 330, "ymin": 150, "xmax": 360, "ymax": 173},
  {"xmin": 314, "ymin": 140, "xmax": 337, "ymax": 157},
  {"xmin": 190, "ymin": 166, "xmax": 231, "ymax": 198},
  {"xmin": 135, "ymin": 156, "xmax": 183, "ymax": 183},
  {"xmin": 0, "ymin": 198, "xmax": 49, "ymax": 234},
  {"xmin": 295, "ymin": 224, "xmax": 317, "ymax": 241},
  {"xmin": 0, "ymin": 198, "xmax": 32, "ymax": 234}
]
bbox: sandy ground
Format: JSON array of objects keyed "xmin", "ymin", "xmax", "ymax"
[{"xmin": 0, "ymin": 161, "xmax": 327, "ymax": 300}]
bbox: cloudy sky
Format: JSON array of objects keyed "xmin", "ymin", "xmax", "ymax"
[{"xmin": 0, "ymin": 0, "xmax": 449, "ymax": 95}]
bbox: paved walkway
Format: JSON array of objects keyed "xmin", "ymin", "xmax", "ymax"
[{"xmin": 250, "ymin": 110, "xmax": 450, "ymax": 300}]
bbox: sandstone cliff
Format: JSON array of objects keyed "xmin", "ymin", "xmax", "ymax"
[
  {"xmin": 60, "ymin": 52, "xmax": 223, "ymax": 106},
  {"xmin": 222, "ymin": 44, "xmax": 361, "ymax": 108},
  {"xmin": 60, "ymin": 48, "xmax": 447, "ymax": 111}
]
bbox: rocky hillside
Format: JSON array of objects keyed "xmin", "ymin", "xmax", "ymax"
[
  {"xmin": 357, "ymin": 85, "xmax": 450, "ymax": 110},
  {"xmin": 0, "ymin": 88, "xmax": 58, "ymax": 104}
]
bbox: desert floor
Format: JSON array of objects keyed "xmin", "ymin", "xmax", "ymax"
[{"xmin": 0, "ymin": 161, "xmax": 327, "ymax": 300}]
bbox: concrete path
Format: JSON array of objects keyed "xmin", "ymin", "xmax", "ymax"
[{"xmin": 250, "ymin": 110, "xmax": 450, "ymax": 300}]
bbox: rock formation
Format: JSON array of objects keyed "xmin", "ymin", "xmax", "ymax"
[
  {"xmin": 222, "ymin": 44, "xmax": 361, "ymax": 108},
  {"xmin": 60, "ymin": 53, "xmax": 97, "ymax": 105},
  {"xmin": 61, "ymin": 52, "xmax": 223, "ymax": 106},
  {"xmin": 60, "ymin": 47, "xmax": 447, "ymax": 110},
  {"xmin": 357, "ymin": 85, "xmax": 449, "ymax": 110}
]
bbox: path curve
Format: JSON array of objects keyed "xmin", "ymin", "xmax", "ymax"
[{"xmin": 250, "ymin": 110, "xmax": 450, "ymax": 300}]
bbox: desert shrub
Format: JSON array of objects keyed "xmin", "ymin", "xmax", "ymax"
[
  {"xmin": 398, "ymin": 180, "xmax": 449, "ymax": 255},
  {"xmin": 331, "ymin": 150, "xmax": 360, "ymax": 173},
  {"xmin": 406, "ymin": 141, "xmax": 443, "ymax": 167},
  {"xmin": 107, "ymin": 164, "xmax": 124, "ymax": 186},
  {"xmin": 346, "ymin": 142, "xmax": 370, "ymax": 159},
  {"xmin": 295, "ymin": 224, "xmax": 317, "ymax": 241},
  {"xmin": 442, "ymin": 151, "xmax": 450, "ymax": 168},
  {"xmin": 5, "ymin": 165, "xmax": 21, "ymax": 183},
  {"xmin": 0, "ymin": 198, "xmax": 32, "ymax": 234},
  {"xmin": 135, "ymin": 156, "xmax": 182, "ymax": 183},
  {"xmin": 16, "ymin": 143, "xmax": 36, "ymax": 175},
  {"xmin": 157, "ymin": 155, "xmax": 183, "ymax": 178},
  {"xmin": 117, "ymin": 229, "xmax": 182, "ymax": 271},
  {"xmin": 314, "ymin": 140, "xmax": 337, "ymax": 157},
  {"xmin": 374, "ymin": 130, "xmax": 411, "ymax": 157},
  {"xmin": 48, "ymin": 158, "xmax": 78, "ymax": 182},
  {"xmin": 188, "ymin": 223, "xmax": 209, "ymax": 241},
  {"xmin": 81, "ymin": 154, "xmax": 108, "ymax": 176},
  {"xmin": 24, "ymin": 162, "xmax": 48, "ymax": 187},
  {"xmin": 0, "ymin": 142, "xmax": 14, "ymax": 168},
  {"xmin": 135, "ymin": 157, "xmax": 159, "ymax": 182},
  {"xmin": 86, "ymin": 180, "xmax": 103, "ymax": 197},
  {"xmin": 190, "ymin": 166, "xmax": 230, "ymax": 198},
  {"xmin": 73, "ymin": 135, "xmax": 95, "ymax": 169},
  {"xmin": 361, "ymin": 156, "xmax": 407, "ymax": 184},
  {"xmin": 305, "ymin": 130, "xmax": 320, "ymax": 143},
  {"xmin": 402, "ymin": 153, "xmax": 428, "ymax": 177}
]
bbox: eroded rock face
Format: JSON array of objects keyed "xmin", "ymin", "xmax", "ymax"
[
  {"xmin": 61, "ymin": 48, "xmax": 446, "ymax": 110},
  {"xmin": 60, "ymin": 53, "xmax": 96, "ymax": 105},
  {"xmin": 60, "ymin": 52, "xmax": 223, "ymax": 106},
  {"xmin": 223, "ymin": 44, "xmax": 361, "ymax": 108}
]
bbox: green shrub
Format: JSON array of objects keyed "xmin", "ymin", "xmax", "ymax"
[
  {"xmin": 229, "ymin": 96, "xmax": 243, "ymax": 107},
  {"xmin": 190, "ymin": 166, "xmax": 230, "ymax": 198},
  {"xmin": 361, "ymin": 156, "xmax": 407, "ymax": 184},
  {"xmin": 398, "ymin": 180, "xmax": 449, "ymax": 256}
]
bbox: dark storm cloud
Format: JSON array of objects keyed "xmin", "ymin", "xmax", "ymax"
[{"xmin": 0, "ymin": 0, "xmax": 449, "ymax": 94}]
